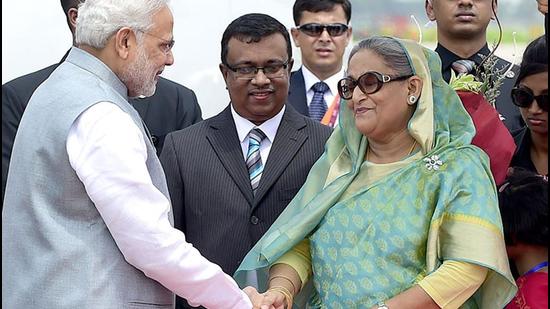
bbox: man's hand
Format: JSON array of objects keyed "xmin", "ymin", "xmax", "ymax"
[{"xmin": 242, "ymin": 286, "xmax": 287, "ymax": 309}]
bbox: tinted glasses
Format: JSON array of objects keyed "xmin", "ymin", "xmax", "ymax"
[
  {"xmin": 511, "ymin": 87, "xmax": 548, "ymax": 112},
  {"xmin": 337, "ymin": 71, "xmax": 413, "ymax": 100},
  {"xmin": 297, "ymin": 23, "xmax": 349, "ymax": 37}
]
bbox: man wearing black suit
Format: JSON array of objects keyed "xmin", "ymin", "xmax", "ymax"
[
  {"xmin": 160, "ymin": 13, "xmax": 332, "ymax": 309},
  {"xmin": 1, "ymin": 0, "xmax": 201, "ymax": 203},
  {"xmin": 288, "ymin": 0, "xmax": 352, "ymax": 127},
  {"xmin": 426, "ymin": 0, "xmax": 523, "ymax": 132}
]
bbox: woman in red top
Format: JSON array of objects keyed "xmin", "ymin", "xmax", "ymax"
[{"xmin": 499, "ymin": 167, "xmax": 548, "ymax": 309}]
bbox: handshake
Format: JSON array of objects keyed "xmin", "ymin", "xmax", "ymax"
[{"xmin": 243, "ymin": 286, "xmax": 293, "ymax": 309}]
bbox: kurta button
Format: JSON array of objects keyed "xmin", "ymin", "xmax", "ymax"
[{"xmin": 250, "ymin": 216, "xmax": 259, "ymax": 225}]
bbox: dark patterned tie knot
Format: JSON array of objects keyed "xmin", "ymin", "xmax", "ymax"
[
  {"xmin": 451, "ymin": 59, "xmax": 476, "ymax": 75},
  {"xmin": 312, "ymin": 81, "xmax": 329, "ymax": 93},
  {"xmin": 309, "ymin": 81, "xmax": 329, "ymax": 121}
]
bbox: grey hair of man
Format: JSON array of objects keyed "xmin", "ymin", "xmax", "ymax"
[
  {"xmin": 75, "ymin": 0, "xmax": 169, "ymax": 49},
  {"xmin": 348, "ymin": 36, "xmax": 413, "ymax": 77}
]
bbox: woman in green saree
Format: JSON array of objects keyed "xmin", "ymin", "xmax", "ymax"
[{"xmin": 237, "ymin": 36, "xmax": 516, "ymax": 309}]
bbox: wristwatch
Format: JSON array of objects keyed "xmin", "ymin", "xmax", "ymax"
[{"xmin": 376, "ymin": 302, "xmax": 389, "ymax": 309}]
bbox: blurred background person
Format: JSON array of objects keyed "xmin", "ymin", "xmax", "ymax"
[
  {"xmin": 288, "ymin": 0, "xmax": 352, "ymax": 127},
  {"xmin": 425, "ymin": 0, "xmax": 523, "ymax": 132},
  {"xmin": 498, "ymin": 167, "xmax": 548, "ymax": 309},
  {"xmin": 536, "ymin": 0, "xmax": 548, "ymax": 42},
  {"xmin": 510, "ymin": 35, "xmax": 548, "ymax": 177}
]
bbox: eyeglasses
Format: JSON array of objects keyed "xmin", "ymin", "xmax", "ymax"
[
  {"xmin": 224, "ymin": 61, "xmax": 290, "ymax": 80},
  {"xmin": 511, "ymin": 87, "xmax": 548, "ymax": 112},
  {"xmin": 297, "ymin": 23, "xmax": 349, "ymax": 37},
  {"xmin": 138, "ymin": 30, "xmax": 175, "ymax": 54},
  {"xmin": 337, "ymin": 71, "xmax": 413, "ymax": 100}
]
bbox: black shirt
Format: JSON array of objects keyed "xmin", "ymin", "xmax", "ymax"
[
  {"xmin": 510, "ymin": 127, "xmax": 547, "ymax": 176},
  {"xmin": 435, "ymin": 43, "xmax": 524, "ymax": 132}
]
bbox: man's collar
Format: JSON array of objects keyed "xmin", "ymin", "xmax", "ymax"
[
  {"xmin": 60, "ymin": 49, "xmax": 71, "ymax": 64},
  {"xmin": 436, "ymin": 43, "xmax": 491, "ymax": 69},
  {"xmin": 230, "ymin": 104, "xmax": 286, "ymax": 144},
  {"xmin": 301, "ymin": 65, "xmax": 345, "ymax": 97}
]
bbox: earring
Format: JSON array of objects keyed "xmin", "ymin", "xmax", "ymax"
[{"xmin": 408, "ymin": 95, "xmax": 417, "ymax": 105}]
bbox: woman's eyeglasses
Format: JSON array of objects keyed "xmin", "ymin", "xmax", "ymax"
[
  {"xmin": 337, "ymin": 71, "xmax": 413, "ymax": 100},
  {"xmin": 511, "ymin": 87, "xmax": 548, "ymax": 112},
  {"xmin": 297, "ymin": 23, "xmax": 349, "ymax": 37}
]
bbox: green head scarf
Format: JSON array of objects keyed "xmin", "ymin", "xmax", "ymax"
[{"xmin": 236, "ymin": 36, "xmax": 516, "ymax": 308}]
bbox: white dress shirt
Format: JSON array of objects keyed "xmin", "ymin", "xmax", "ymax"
[
  {"xmin": 231, "ymin": 104, "xmax": 285, "ymax": 164},
  {"xmin": 301, "ymin": 65, "xmax": 345, "ymax": 108},
  {"xmin": 66, "ymin": 102, "xmax": 252, "ymax": 309}
]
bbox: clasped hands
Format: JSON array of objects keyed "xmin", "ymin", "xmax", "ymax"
[{"xmin": 243, "ymin": 286, "xmax": 290, "ymax": 309}]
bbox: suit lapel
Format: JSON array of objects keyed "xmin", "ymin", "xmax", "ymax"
[
  {"xmin": 253, "ymin": 107, "xmax": 308, "ymax": 207},
  {"xmin": 288, "ymin": 69, "xmax": 309, "ymax": 116},
  {"xmin": 206, "ymin": 107, "xmax": 254, "ymax": 206}
]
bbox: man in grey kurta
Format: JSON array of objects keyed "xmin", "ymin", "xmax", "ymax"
[{"xmin": 1, "ymin": 0, "xmax": 252, "ymax": 308}]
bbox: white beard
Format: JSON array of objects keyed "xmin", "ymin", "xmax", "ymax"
[{"xmin": 120, "ymin": 46, "xmax": 158, "ymax": 98}]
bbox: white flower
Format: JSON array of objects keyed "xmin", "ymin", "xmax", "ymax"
[{"xmin": 424, "ymin": 155, "xmax": 443, "ymax": 171}]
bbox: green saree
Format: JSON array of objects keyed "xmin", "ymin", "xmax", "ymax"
[{"xmin": 235, "ymin": 38, "xmax": 516, "ymax": 308}]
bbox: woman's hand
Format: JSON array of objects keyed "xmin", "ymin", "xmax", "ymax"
[
  {"xmin": 259, "ymin": 289, "xmax": 287, "ymax": 309},
  {"xmin": 243, "ymin": 286, "xmax": 287, "ymax": 309}
]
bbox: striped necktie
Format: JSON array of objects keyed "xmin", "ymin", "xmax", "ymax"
[
  {"xmin": 451, "ymin": 59, "xmax": 476, "ymax": 75},
  {"xmin": 309, "ymin": 81, "xmax": 329, "ymax": 121},
  {"xmin": 246, "ymin": 128, "xmax": 267, "ymax": 195}
]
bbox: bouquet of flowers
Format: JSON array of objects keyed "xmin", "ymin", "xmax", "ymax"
[{"xmin": 449, "ymin": 68, "xmax": 516, "ymax": 185}]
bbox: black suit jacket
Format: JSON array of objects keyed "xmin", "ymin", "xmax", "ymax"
[
  {"xmin": 1, "ymin": 55, "xmax": 202, "ymax": 204},
  {"xmin": 160, "ymin": 105, "xmax": 331, "ymax": 309},
  {"xmin": 288, "ymin": 68, "xmax": 309, "ymax": 117},
  {"xmin": 435, "ymin": 44, "xmax": 523, "ymax": 132}
]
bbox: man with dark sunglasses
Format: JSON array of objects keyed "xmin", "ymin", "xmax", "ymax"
[
  {"xmin": 425, "ymin": 0, "xmax": 523, "ymax": 132},
  {"xmin": 288, "ymin": 0, "xmax": 352, "ymax": 128}
]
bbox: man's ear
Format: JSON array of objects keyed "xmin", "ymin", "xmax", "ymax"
[
  {"xmin": 219, "ymin": 63, "xmax": 230, "ymax": 82},
  {"xmin": 68, "ymin": 8, "xmax": 78, "ymax": 34},
  {"xmin": 114, "ymin": 27, "xmax": 133, "ymax": 59},
  {"xmin": 290, "ymin": 28, "xmax": 301, "ymax": 48},
  {"xmin": 343, "ymin": 26, "xmax": 353, "ymax": 47},
  {"xmin": 425, "ymin": 0, "xmax": 436, "ymax": 21},
  {"xmin": 287, "ymin": 58, "xmax": 295, "ymax": 74}
]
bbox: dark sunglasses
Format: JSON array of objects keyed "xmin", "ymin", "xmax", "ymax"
[
  {"xmin": 337, "ymin": 71, "xmax": 413, "ymax": 100},
  {"xmin": 297, "ymin": 23, "xmax": 349, "ymax": 37},
  {"xmin": 511, "ymin": 87, "xmax": 548, "ymax": 112}
]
